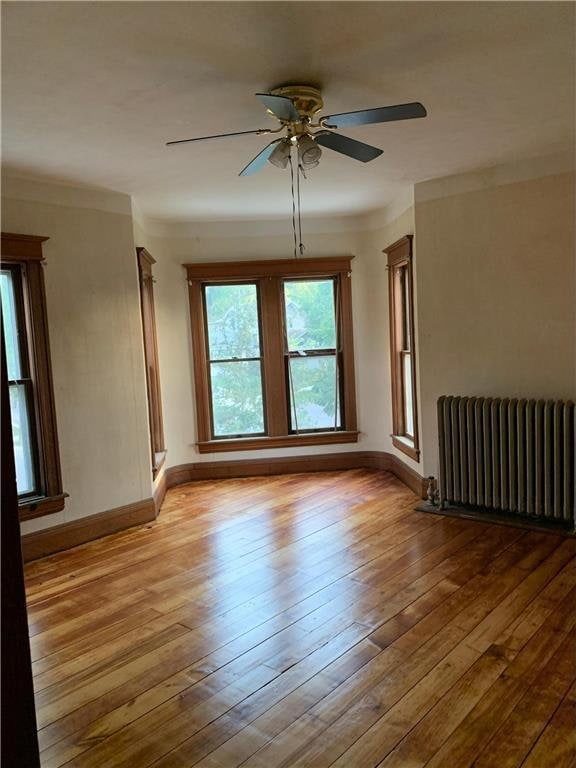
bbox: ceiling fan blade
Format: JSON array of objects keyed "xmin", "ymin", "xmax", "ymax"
[
  {"xmin": 255, "ymin": 93, "xmax": 300, "ymax": 123},
  {"xmin": 322, "ymin": 102, "xmax": 427, "ymax": 129},
  {"xmin": 166, "ymin": 128, "xmax": 269, "ymax": 146},
  {"xmin": 314, "ymin": 131, "xmax": 382, "ymax": 163},
  {"xmin": 239, "ymin": 139, "xmax": 284, "ymax": 176}
]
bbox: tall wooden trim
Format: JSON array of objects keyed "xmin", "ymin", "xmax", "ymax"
[
  {"xmin": 384, "ymin": 235, "xmax": 420, "ymax": 462},
  {"xmin": 339, "ymin": 270, "xmax": 357, "ymax": 432},
  {"xmin": 186, "ymin": 257, "xmax": 357, "ymax": 451},
  {"xmin": 259, "ymin": 277, "xmax": 289, "ymax": 436},
  {"xmin": 184, "ymin": 256, "xmax": 354, "ymax": 281},
  {"xmin": 1, "ymin": 232, "xmax": 66, "ymax": 519},
  {"xmin": 137, "ymin": 248, "xmax": 166, "ymax": 477},
  {"xmin": 188, "ymin": 279, "xmax": 211, "ymax": 441},
  {"xmin": 1, "ymin": 232, "xmax": 49, "ymax": 262}
]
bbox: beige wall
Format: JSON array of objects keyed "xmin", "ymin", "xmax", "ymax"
[
  {"xmin": 3, "ymin": 181, "xmax": 152, "ymax": 533},
  {"xmin": 414, "ymin": 170, "xmax": 576, "ymax": 477},
  {"xmin": 354, "ymin": 206, "xmax": 419, "ymax": 472},
  {"xmin": 132, "ymin": 213, "xmax": 413, "ymax": 468}
]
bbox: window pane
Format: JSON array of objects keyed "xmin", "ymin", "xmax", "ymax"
[
  {"xmin": 0, "ymin": 269, "xmax": 23, "ymax": 380},
  {"xmin": 400, "ymin": 266, "xmax": 410, "ymax": 350},
  {"xmin": 9, "ymin": 384, "xmax": 36, "ymax": 494},
  {"xmin": 210, "ymin": 360, "xmax": 264, "ymax": 437},
  {"xmin": 403, "ymin": 352, "xmax": 414, "ymax": 437},
  {"xmin": 289, "ymin": 355, "xmax": 340, "ymax": 431},
  {"xmin": 205, "ymin": 283, "xmax": 260, "ymax": 360},
  {"xmin": 284, "ymin": 279, "xmax": 336, "ymax": 351}
]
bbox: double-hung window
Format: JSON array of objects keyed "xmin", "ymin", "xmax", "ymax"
[
  {"xmin": 204, "ymin": 281, "xmax": 266, "ymax": 438},
  {"xmin": 186, "ymin": 257, "xmax": 357, "ymax": 452},
  {"xmin": 385, "ymin": 235, "xmax": 420, "ymax": 461},
  {"xmin": 283, "ymin": 278, "xmax": 342, "ymax": 433},
  {"xmin": 1, "ymin": 233, "xmax": 66, "ymax": 519}
]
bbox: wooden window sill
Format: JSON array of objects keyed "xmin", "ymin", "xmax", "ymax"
[
  {"xmin": 19, "ymin": 493, "xmax": 67, "ymax": 522},
  {"xmin": 392, "ymin": 435, "xmax": 420, "ymax": 462},
  {"xmin": 197, "ymin": 431, "xmax": 359, "ymax": 454}
]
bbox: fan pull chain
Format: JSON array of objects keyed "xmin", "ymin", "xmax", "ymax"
[
  {"xmin": 288, "ymin": 151, "xmax": 298, "ymax": 259},
  {"xmin": 297, "ymin": 163, "xmax": 305, "ymax": 257}
]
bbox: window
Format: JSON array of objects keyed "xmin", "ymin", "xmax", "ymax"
[
  {"xmin": 204, "ymin": 282, "xmax": 265, "ymax": 438},
  {"xmin": 1, "ymin": 233, "xmax": 66, "ymax": 519},
  {"xmin": 385, "ymin": 235, "xmax": 420, "ymax": 461},
  {"xmin": 186, "ymin": 257, "xmax": 357, "ymax": 452},
  {"xmin": 137, "ymin": 248, "xmax": 166, "ymax": 476},
  {"xmin": 284, "ymin": 278, "xmax": 341, "ymax": 432}
]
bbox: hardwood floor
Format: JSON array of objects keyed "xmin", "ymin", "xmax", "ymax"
[{"xmin": 24, "ymin": 469, "xmax": 576, "ymax": 768}]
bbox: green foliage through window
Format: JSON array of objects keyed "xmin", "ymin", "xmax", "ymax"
[
  {"xmin": 284, "ymin": 279, "xmax": 336, "ymax": 351},
  {"xmin": 283, "ymin": 279, "xmax": 341, "ymax": 431},
  {"xmin": 205, "ymin": 283, "xmax": 265, "ymax": 436}
]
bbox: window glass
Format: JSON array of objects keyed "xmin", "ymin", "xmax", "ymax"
[
  {"xmin": 400, "ymin": 266, "xmax": 411, "ymax": 349},
  {"xmin": 205, "ymin": 283, "xmax": 261, "ymax": 360},
  {"xmin": 284, "ymin": 279, "xmax": 336, "ymax": 351},
  {"xmin": 403, "ymin": 352, "xmax": 414, "ymax": 437},
  {"xmin": 210, "ymin": 360, "xmax": 265, "ymax": 437},
  {"xmin": 288, "ymin": 355, "xmax": 340, "ymax": 431},
  {"xmin": 0, "ymin": 269, "xmax": 22, "ymax": 380},
  {"xmin": 9, "ymin": 384, "xmax": 36, "ymax": 494},
  {"xmin": 205, "ymin": 283, "xmax": 265, "ymax": 438}
]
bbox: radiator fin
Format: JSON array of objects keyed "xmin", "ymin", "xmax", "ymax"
[{"xmin": 438, "ymin": 395, "xmax": 575, "ymax": 527}]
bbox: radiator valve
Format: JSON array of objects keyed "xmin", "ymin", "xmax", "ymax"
[{"xmin": 426, "ymin": 476, "xmax": 440, "ymax": 507}]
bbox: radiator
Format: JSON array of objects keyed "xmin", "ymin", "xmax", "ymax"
[{"xmin": 438, "ymin": 396, "xmax": 575, "ymax": 527}]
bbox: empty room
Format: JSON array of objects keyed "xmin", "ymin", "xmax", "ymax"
[{"xmin": 1, "ymin": 1, "xmax": 575, "ymax": 766}]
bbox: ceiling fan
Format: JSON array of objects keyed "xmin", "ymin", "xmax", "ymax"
[{"xmin": 166, "ymin": 85, "xmax": 427, "ymax": 176}]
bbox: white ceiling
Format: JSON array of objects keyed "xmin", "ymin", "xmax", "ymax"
[{"xmin": 2, "ymin": 1, "xmax": 574, "ymax": 221}]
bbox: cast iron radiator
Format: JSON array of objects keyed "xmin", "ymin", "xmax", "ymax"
[{"xmin": 437, "ymin": 395, "xmax": 575, "ymax": 527}]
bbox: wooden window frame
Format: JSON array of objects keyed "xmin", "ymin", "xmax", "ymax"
[
  {"xmin": 384, "ymin": 235, "xmax": 420, "ymax": 462},
  {"xmin": 1, "ymin": 233, "xmax": 66, "ymax": 520},
  {"xmin": 185, "ymin": 257, "xmax": 358, "ymax": 453},
  {"xmin": 137, "ymin": 248, "xmax": 166, "ymax": 477}
]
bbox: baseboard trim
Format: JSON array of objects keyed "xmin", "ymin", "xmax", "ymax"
[
  {"xmin": 21, "ymin": 498, "xmax": 156, "ymax": 562},
  {"xmin": 153, "ymin": 467, "xmax": 167, "ymax": 516},
  {"xmin": 165, "ymin": 451, "xmax": 427, "ymax": 499},
  {"xmin": 22, "ymin": 451, "xmax": 425, "ymax": 562}
]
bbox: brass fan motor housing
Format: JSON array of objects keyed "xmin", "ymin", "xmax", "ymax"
[{"xmin": 270, "ymin": 85, "xmax": 324, "ymax": 121}]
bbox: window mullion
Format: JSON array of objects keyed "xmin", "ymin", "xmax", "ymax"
[{"xmin": 260, "ymin": 277, "xmax": 288, "ymax": 436}]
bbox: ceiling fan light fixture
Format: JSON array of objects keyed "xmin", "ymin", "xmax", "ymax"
[
  {"xmin": 298, "ymin": 134, "xmax": 322, "ymax": 169},
  {"xmin": 267, "ymin": 138, "xmax": 292, "ymax": 169}
]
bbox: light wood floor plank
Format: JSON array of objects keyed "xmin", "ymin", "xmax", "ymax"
[{"xmin": 23, "ymin": 470, "xmax": 575, "ymax": 768}]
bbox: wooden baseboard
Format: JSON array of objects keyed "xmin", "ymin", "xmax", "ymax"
[
  {"xmin": 153, "ymin": 467, "xmax": 167, "ymax": 516},
  {"xmin": 165, "ymin": 451, "xmax": 427, "ymax": 499},
  {"xmin": 165, "ymin": 451, "xmax": 364, "ymax": 487},
  {"xmin": 386, "ymin": 454, "xmax": 428, "ymax": 498},
  {"xmin": 21, "ymin": 498, "xmax": 156, "ymax": 562},
  {"xmin": 22, "ymin": 452, "xmax": 425, "ymax": 562}
]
